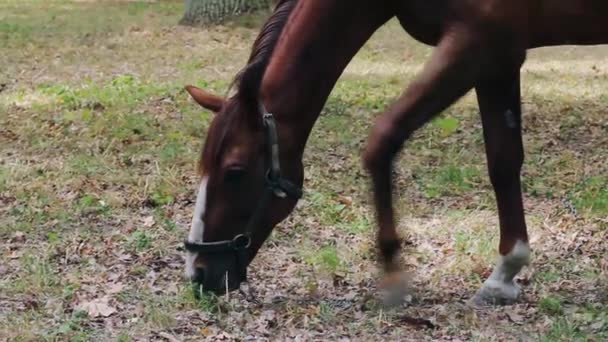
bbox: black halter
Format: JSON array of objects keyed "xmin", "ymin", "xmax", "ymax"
[{"xmin": 184, "ymin": 112, "xmax": 302, "ymax": 283}]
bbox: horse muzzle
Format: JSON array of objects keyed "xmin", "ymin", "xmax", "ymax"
[{"xmin": 189, "ymin": 256, "xmax": 245, "ymax": 295}]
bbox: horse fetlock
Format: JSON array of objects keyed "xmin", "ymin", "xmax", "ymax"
[
  {"xmin": 498, "ymin": 240, "xmax": 531, "ymax": 279},
  {"xmin": 379, "ymin": 238, "xmax": 402, "ymax": 264}
]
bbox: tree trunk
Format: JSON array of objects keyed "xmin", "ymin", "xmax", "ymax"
[{"xmin": 180, "ymin": 0, "xmax": 272, "ymax": 26}]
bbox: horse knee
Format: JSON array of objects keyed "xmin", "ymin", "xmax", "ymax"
[{"xmin": 363, "ymin": 122, "xmax": 404, "ymax": 173}]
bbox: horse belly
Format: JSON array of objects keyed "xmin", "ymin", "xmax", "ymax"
[
  {"xmin": 534, "ymin": 0, "xmax": 608, "ymax": 46},
  {"xmin": 394, "ymin": 1, "xmax": 445, "ymax": 46}
]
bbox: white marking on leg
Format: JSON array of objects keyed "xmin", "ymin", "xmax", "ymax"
[
  {"xmin": 185, "ymin": 177, "xmax": 208, "ymax": 280},
  {"xmin": 475, "ymin": 240, "xmax": 531, "ymax": 304},
  {"xmin": 487, "ymin": 240, "xmax": 531, "ymax": 283}
]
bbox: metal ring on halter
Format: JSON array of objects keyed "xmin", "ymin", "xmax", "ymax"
[{"xmin": 232, "ymin": 234, "xmax": 252, "ymax": 250}]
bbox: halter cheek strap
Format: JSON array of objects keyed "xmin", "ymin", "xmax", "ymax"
[
  {"xmin": 263, "ymin": 113, "xmax": 302, "ymax": 199},
  {"xmin": 184, "ymin": 112, "xmax": 302, "ymax": 283}
]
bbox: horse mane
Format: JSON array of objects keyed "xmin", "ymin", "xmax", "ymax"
[
  {"xmin": 235, "ymin": 0, "xmax": 297, "ymax": 104},
  {"xmin": 199, "ymin": 0, "xmax": 297, "ymax": 176}
]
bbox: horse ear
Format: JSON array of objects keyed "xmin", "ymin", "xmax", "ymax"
[{"xmin": 185, "ymin": 85, "xmax": 225, "ymax": 113}]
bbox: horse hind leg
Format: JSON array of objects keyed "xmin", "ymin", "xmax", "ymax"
[
  {"xmin": 363, "ymin": 26, "xmax": 489, "ymax": 305},
  {"xmin": 472, "ymin": 64, "xmax": 531, "ymax": 306}
]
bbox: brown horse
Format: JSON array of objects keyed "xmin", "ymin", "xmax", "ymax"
[{"xmin": 184, "ymin": 0, "xmax": 608, "ymax": 305}]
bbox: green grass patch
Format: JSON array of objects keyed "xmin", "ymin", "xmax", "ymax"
[
  {"xmin": 128, "ymin": 230, "xmax": 154, "ymax": 252},
  {"xmin": 0, "ymin": 1, "xmax": 182, "ymax": 48},
  {"xmin": 4, "ymin": 253, "xmax": 61, "ymax": 297},
  {"xmin": 0, "ymin": 165, "xmax": 8, "ymax": 192},
  {"xmin": 420, "ymin": 164, "xmax": 482, "ymax": 199},
  {"xmin": 539, "ymin": 296, "xmax": 564, "ymax": 316},
  {"xmin": 36, "ymin": 76, "xmax": 166, "ymax": 112},
  {"xmin": 46, "ymin": 310, "xmax": 93, "ymax": 342},
  {"xmin": 570, "ymin": 176, "xmax": 608, "ymax": 216},
  {"xmin": 305, "ymin": 245, "xmax": 342, "ymax": 274},
  {"xmin": 308, "ymin": 191, "xmax": 349, "ymax": 226},
  {"xmin": 432, "ymin": 116, "xmax": 461, "ymax": 137}
]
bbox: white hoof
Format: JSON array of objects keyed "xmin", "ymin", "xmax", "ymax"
[
  {"xmin": 379, "ymin": 271, "xmax": 411, "ymax": 308},
  {"xmin": 471, "ymin": 240, "xmax": 530, "ymax": 307},
  {"xmin": 471, "ymin": 279, "xmax": 521, "ymax": 306}
]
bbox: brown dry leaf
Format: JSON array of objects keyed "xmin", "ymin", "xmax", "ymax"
[
  {"xmin": 337, "ymin": 195, "xmax": 353, "ymax": 206},
  {"xmin": 158, "ymin": 332, "xmax": 180, "ymax": 342},
  {"xmin": 213, "ymin": 332, "xmax": 233, "ymax": 340},
  {"xmin": 142, "ymin": 216, "xmax": 155, "ymax": 227},
  {"xmin": 107, "ymin": 283, "xmax": 125, "ymax": 294},
  {"xmin": 7, "ymin": 250, "xmax": 22, "ymax": 259},
  {"xmin": 471, "ymin": 264, "xmax": 492, "ymax": 279},
  {"xmin": 258, "ymin": 309, "xmax": 277, "ymax": 330},
  {"xmin": 77, "ymin": 296, "xmax": 116, "ymax": 317},
  {"xmin": 11, "ymin": 231, "xmax": 26, "ymax": 243},
  {"xmin": 200, "ymin": 327, "xmax": 212, "ymax": 337},
  {"xmin": 505, "ymin": 310, "xmax": 525, "ymax": 324}
]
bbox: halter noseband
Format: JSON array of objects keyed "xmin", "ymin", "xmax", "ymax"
[{"xmin": 184, "ymin": 112, "xmax": 303, "ymax": 283}]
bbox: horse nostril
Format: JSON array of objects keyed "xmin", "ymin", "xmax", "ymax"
[{"xmin": 192, "ymin": 266, "xmax": 205, "ymax": 284}]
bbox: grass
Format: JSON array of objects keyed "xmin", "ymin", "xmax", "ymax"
[
  {"xmin": 1, "ymin": 0, "xmax": 607, "ymax": 340},
  {"xmin": 539, "ymin": 296, "xmax": 564, "ymax": 316},
  {"xmin": 571, "ymin": 176, "xmax": 608, "ymax": 215}
]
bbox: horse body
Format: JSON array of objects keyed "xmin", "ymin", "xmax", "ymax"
[
  {"xmin": 185, "ymin": 0, "xmax": 607, "ymax": 304},
  {"xmin": 532, "ymin": 0, "xmax": 608, "ymax": 46},
  {"xmin": 394, "ymin": 0, "xmax": 608, "ymax": 47}
]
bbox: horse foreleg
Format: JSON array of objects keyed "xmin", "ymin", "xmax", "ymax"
[
  {"xmin": 363, "ymin": 26, "xmax": 484, "ymax": 304},
  {"xmin": 472, "ymin": 66, "xmax": 531, "ymax": 306}
]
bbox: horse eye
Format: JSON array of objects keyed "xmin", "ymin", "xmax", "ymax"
[{"xmin": 224, "ymin": 167, "xmax": 246, "ymax": 183}]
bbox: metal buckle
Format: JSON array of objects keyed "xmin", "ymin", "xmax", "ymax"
[
  {"xmin": 265, "ymin": 170, "xmax": 287, "ymax": 198},
  {"xmin": 232, "ymin": 234, "xmax": 252, "ymax": 250}
]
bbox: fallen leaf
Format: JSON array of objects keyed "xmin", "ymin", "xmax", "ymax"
[
  {"xmin": 23, "ymin": 295, "xmax": 40, "ymax": 310},
  {"xmin": 213, "ymin": 332, "xmax": 233, "ymax": 340},
  {"xmin": 142, "ymin": 216, "xmax": 155, "ymax": 227},
  {"xmin": 343, "ymin": 290, "xmax": 358, "ymax": 300},
  {"xmin": 11, "ymin": 231, "xmax": 26, "ymax": 243},
  {"xmin": 259, "ymin": 310, "xmax": 277, "ymax": 328},
  {"xmin": 7, "ymin": 250, "xmax": 22, "ymax": 259},
  {"xmin": 107, "ymin": 283, "xmax": 125, "ymax": 294},
  {"xmin": 336, "ymin": 195, "xmax": 353, "ymax": 206},
  {"xmin": 590, "ymin": 320, "xmax": 605, "ymax": 331},
  {"xmin": 505, "ymin": 310, "xmax": 525, "ymax": 324},
  {"xmin": 200, "ymin": 327, "xmax": 213, "ymax": 337},
  {"xmin": 158, "ymin": 332, "xmax": 180, "ymax": 342},
  {"xmin": 77, "ymin": 296, "xmax": 116, "ymax": 317}
]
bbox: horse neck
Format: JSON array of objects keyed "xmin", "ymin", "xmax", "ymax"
[{"xmin": 261, "ymin": 1, "xmax": 392, "ymax": 158}]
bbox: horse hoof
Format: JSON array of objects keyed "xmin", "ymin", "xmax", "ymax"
[
  {"xmin": 379, "ymin": 271, "xmax": 411, "ymax": 307},
  {"xmin": 470, "ymin": 280, "xmax": 520, "ymax": 307}
]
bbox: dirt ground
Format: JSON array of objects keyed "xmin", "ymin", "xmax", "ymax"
[{"xmin": 1, "ymin": 1, "xmax": 607, "ymax": 341}]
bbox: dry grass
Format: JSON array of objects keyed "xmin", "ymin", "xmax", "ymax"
[{"xmin": 1, "ymin": 1, "xmax": 607, "ymax": 341}]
